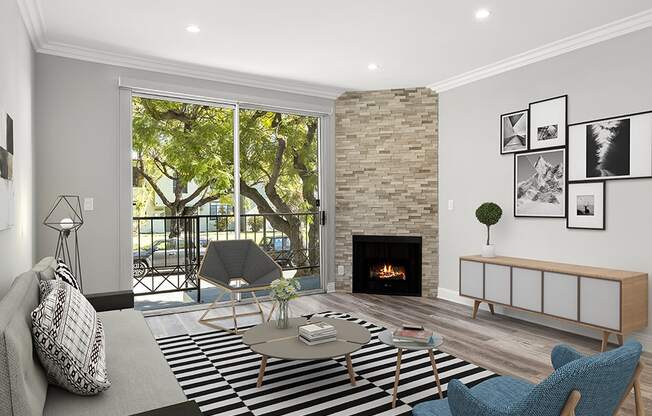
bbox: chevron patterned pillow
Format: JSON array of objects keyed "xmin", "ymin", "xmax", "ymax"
[{"xmin": 32, "ymin": 280, "xmax": 111, "ymax": 395}]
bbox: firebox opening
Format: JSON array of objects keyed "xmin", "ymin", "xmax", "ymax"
[{"xmin": 370, "ymin": 263, "xmax": 407, "ymax": 280}]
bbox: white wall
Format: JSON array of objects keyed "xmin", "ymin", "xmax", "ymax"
[
  {"xmin": 35, "ymin": 54, "xmax": 335, "ymax": 294},
  {"xmin": 439, "ymin": 28, "xmax": 652, "ymax": 344},
  {"xmin": 0, "ymin": 0, "xmax": 35, "ymax": 296}
]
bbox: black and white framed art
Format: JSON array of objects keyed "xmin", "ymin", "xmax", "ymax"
[
  {"xmin": 567, "ymin": 181, "xmax": 605, "ymax": 230},
  {"xmin": 568, "ymin": 110, "xmax": 652, "ymax": 181},
  {"xmin": 528, "ymin": 95, "xmax": 567, "ymax": 150},
  {"xmin": 514, "ymin": 148, "xmax": 566, "ymax": 218},
  {"xmin": 500, "ymin": 109, "xmax": 528, "ymax": 154}
]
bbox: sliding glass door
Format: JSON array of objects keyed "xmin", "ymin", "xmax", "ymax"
[{"xmin": 130, "ymin": 94, "xmax": 323, "ymax": 308}]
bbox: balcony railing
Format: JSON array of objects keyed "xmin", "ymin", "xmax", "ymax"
[{"xmin": 132, "ymin": 212, "xmax": 320, "ymax": 301}]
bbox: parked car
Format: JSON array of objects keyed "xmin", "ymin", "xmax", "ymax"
[
  {"xmin": 259, "ymin": 236, "xmax": 294, "ymax": 268},
  {"xmin": 133, "ymin": 237, "xmax": 208, "ymax": 278}
]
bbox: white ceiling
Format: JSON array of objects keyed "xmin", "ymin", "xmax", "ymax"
[{"xmin": 20, "ymin": 0, "xmax": 652, "ymax": 97}]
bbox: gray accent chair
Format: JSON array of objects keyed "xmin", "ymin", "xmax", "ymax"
[
  {"xmin": 198, "ymin": 240, "xmax": 282, "ymax": 333},
  {"xmin": 0, "ymin": 258, "xmax": 186, "ymax": 416}
]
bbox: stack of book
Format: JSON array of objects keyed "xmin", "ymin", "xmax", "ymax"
[
  {"xmin": 299, "ymin": 322, "xmax": 337, "ymax": 345},
  {"xmin": 392, "ymin": 325, "xmax": 435, "ymax": 345}
]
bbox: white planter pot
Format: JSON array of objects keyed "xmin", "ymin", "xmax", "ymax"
[{"xmin": 481, "ymin": 245, "xmax": 496, "ymax": 258}]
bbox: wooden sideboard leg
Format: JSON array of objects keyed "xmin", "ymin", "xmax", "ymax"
[
  {"xmin": 601, "ymin": 331, "xmax": 611, "ymax": 352},
  {"xmin": 472, "ymin": 300, "xmax": 481, "ymax": 319},
  {"xmin": 617, "ymin": 334, "xmax": 624, "ymax": 346},
  {"xmin": 488, "ymin": 303, "xmax": 495, "ymax": 315}
]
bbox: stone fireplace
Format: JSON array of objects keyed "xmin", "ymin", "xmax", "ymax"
[
  {"xmin": 352, "ymin": 235, "xmax": 422, "ymax": 296},
  {"xmin": 335, "ymin": 88, "xmax": 438, "ymax": 297}
]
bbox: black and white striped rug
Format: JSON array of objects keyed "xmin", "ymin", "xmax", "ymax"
[{"xmin": 156, "ymin": 312, "xmax": 497, "ymax": 415}]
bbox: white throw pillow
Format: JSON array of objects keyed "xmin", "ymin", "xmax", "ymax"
[{"xmin": 32, "ymin": 280, "xmax": 111, "ymax": 395}]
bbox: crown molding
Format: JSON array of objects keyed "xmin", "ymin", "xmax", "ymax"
[
  {"xmin": 16, "ymin": 0, "xmax": 47, "ymax": 49},
  {"xmin": 15, "ymin": 0, "xmax": 344, "ymax": 100},
  {"xmin": 429, "ymin": 8, "xmax": 652, "ymax": 93},
  {"xmin": 36, "ymin": 41, "xmax": 346, "ymax": 99}
]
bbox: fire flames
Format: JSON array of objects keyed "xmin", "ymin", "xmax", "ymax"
[{"xmin": 371, "ymin": 263, "xmax": 406, "ymax": 280}]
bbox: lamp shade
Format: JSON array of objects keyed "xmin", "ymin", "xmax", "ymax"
[{"xmin": 43, "ymin": 195, "xmax": 84, "ymax": 232}]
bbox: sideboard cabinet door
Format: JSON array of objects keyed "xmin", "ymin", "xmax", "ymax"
[
  {"xmin": 543, "ymin": 272, "xmax": 578, "ymax": 320},
  {"xmin": 460, "ymin": 260, "xmax": 484, "ymax": 299},
  {"xmin": 484, "ymin": 264, "xmax": 510, "ymax": 305},
  {"xmin": 580, "ymin": 277, "xmax": 621, "ymax": 331},
  {"xmin": 512, "ymin": 268, "xmax": 542, "ymax": 312}
]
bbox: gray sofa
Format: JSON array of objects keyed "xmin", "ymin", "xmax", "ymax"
[{"xmin": 0, "ymin": 258, "xmax": 186, "ymax": 416}]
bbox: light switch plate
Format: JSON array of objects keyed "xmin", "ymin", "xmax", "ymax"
[
  {"xmin": 448, "ymin": 200, "xmax": 454, "ymax": 210},
  {"xmin": 83, "ymin": 197, "xmax": 94, "ymax": 211},
  {"xmin": 337, "ymin": 265, "xmax": 345, "ymax": 275}
]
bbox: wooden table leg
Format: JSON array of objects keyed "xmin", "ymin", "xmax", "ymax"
[
  {"xmin": 601, "ymin": 331, "xmax": 610, "ymax": 352},
  {"xmin": 392, "ymin": 348, "xmax": 403, "ymax": 408},
  {"xmin": 428, "ymin": 349, "xmax": 444, "ymax": 399},
  {"xmin": 472, "ymin": 300, "xmax": 481, "ymax": 319},
  {"xmin": 617, "ymin": 334, "xmax": 624, "ymax": 346},
  {"xmin": 488, "ymin": 303, "xmax": 495, "ymax": 315},
  {"xmin": 256, "ymin": 355, "xmax": 268, "ymax": 388},
  {"xmin": 345, "ymin": 353, "xmax": 356, "ymax": 386}
]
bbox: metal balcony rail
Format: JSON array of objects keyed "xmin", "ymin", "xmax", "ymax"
[{"xmin": 132, "ymin": 212, "xmax": 320, "ymax": 301}]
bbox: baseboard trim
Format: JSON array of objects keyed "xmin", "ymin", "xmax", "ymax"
[{"xmin": 437, "ymin": 287, "xmax": 652, "ymax": 351}]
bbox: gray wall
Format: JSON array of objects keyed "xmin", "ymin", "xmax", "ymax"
[
  {"xmin": 34, "ymin": 54, "xmax": 335, "ymax": 294},
  {"xmin": 439, "ymin": 27, "xmax": 652, "ymax": 342},
  {"xmin": 0, "ymin": 1, "xmax": 35, "ymax": 295}
]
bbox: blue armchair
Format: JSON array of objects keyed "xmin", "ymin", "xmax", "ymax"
[{"xmin": 412, "ymin": 340, "xmax": 644, "ymax": 416}]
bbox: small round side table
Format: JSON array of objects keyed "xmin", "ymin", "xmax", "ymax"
[{"xmin": 377, "ymin": 329, "xmax": 444, "ymax": 408}]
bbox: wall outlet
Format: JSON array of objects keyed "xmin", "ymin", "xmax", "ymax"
[
  {"xmin": 447, "ymin": 199, "xmax": 454, "ymax": 211},
  {"xmin": 83, "ymin": 197, "xmax": 94, "ymax": 211},
  {"xmin": 326, "ymin": 282, "xmax": 336, "ymax": 293},
  {"xmin": 337, "ymin": 265, "xmax": 345, "ymax": 275}
]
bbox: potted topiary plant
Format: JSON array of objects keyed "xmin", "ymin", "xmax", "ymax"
[{"xmin": 475, "ymin": 202, "xmax": 503, "ymax": 258}]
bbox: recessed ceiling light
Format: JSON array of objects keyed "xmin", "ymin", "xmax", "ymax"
[
  {"xmin": 368, "ymin": 63, "xmax": 380, "ymax": 71},
  {"xmin": 186, "ymin": 25, "xmax": 201, "ymax": 33},
  {"xmin": 475, "ymin": 9, "xmax": 491, "ymax": 20}
]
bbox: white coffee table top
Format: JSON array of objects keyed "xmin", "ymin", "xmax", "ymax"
[{"xmin": 242, "ymin": 317, "xmax": 370, "ymax": 360}]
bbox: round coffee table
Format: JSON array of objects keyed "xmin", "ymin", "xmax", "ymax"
[
  {"xmin": 242, "ymin": 316, "xmax": 370, "ymax": 387},
  {"xmin": 378, "ymin": 329, "xmax": 444, "ymax": 408}
]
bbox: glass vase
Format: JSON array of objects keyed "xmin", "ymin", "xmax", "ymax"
[{"xmin": 276, "ymin": 300, "xmax": 289, "ymax": 329}]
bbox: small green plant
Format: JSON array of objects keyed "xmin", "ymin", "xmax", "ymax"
[{"xmin": 475, "ymin": 202, "xmax": 503, "ymax": 245}]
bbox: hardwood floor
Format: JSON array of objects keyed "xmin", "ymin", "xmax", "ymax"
[{"xmin": 145, "ymin": 292, "xmax": 650, "ymax": 415}]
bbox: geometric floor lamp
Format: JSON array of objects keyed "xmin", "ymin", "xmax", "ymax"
[{"xmin": 43, "ymin": 195, "xmax": 84, "ymax": 292}]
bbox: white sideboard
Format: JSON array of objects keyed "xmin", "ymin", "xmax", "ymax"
[{"xmin": 459, "ymin": 255, "xmax": 648, "ymax": 351}]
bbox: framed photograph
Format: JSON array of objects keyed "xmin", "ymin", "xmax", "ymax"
[
  {"xmin": 567, "ymin": 181, "xmax": 605, "ymax": 230},
  {"xmin": 514, "ymin": 148, "xmax": 566, "ymax": 218},
  {"xmin": 568, "ymin": 110, "xmax": 652, "ymax": 181},
  {"xmin": 529, "ymin": 95, "xmax": 567, "ymax": 150},
  {"xmin": 500, "ymin": 109, "xmax": 528, "ymax": 154}
]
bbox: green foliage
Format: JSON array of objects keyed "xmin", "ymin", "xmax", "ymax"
[
  {"xmin": 475, "ymin": 202, "xmax": 502, "ymax": 226},
  {"xmin": 249, "ymin": 216, "xmax": 264, "ymax": 233},
  {"xmin": 270, "ymin": 277, "xmax": 301, "ymax": 302},
  {"xmin": 475, "ymin": 202, "xmax": 502, "ymax": 245}
]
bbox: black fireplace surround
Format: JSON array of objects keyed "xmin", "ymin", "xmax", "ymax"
[{"xmin": 352, "ymin": 235, "xmax": 422, "ymax": 296}]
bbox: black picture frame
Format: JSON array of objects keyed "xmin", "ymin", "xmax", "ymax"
[
  {"xmin": 528, "ymin": 95, "xmax": 568, "ymax": 151},
  {"xmin": 566, "ymin": 181, "xmax": 606, "ymax": 230},
  {"xmin": 514, "ymin": 146, "xmax": 567, "ymax": 218},
  {"xmin": 500, "ymin": 109, "xmax": 529, "ymax": 154},
  {"xmin": 567, "ymin": 109, "xmax": 652, "ymax": 182}
]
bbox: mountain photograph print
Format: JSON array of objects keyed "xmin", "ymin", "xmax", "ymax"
[
  {"xmin": 514, "ymin": 148, "xmax": 566, "ymax": 218},
  {"xmin": 501, "ymin": 110, "xmax": 528, "ymax": 154},
  {"xmin": 568, "ymin": 111, "xmax": 652, "ymax": 181}
]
